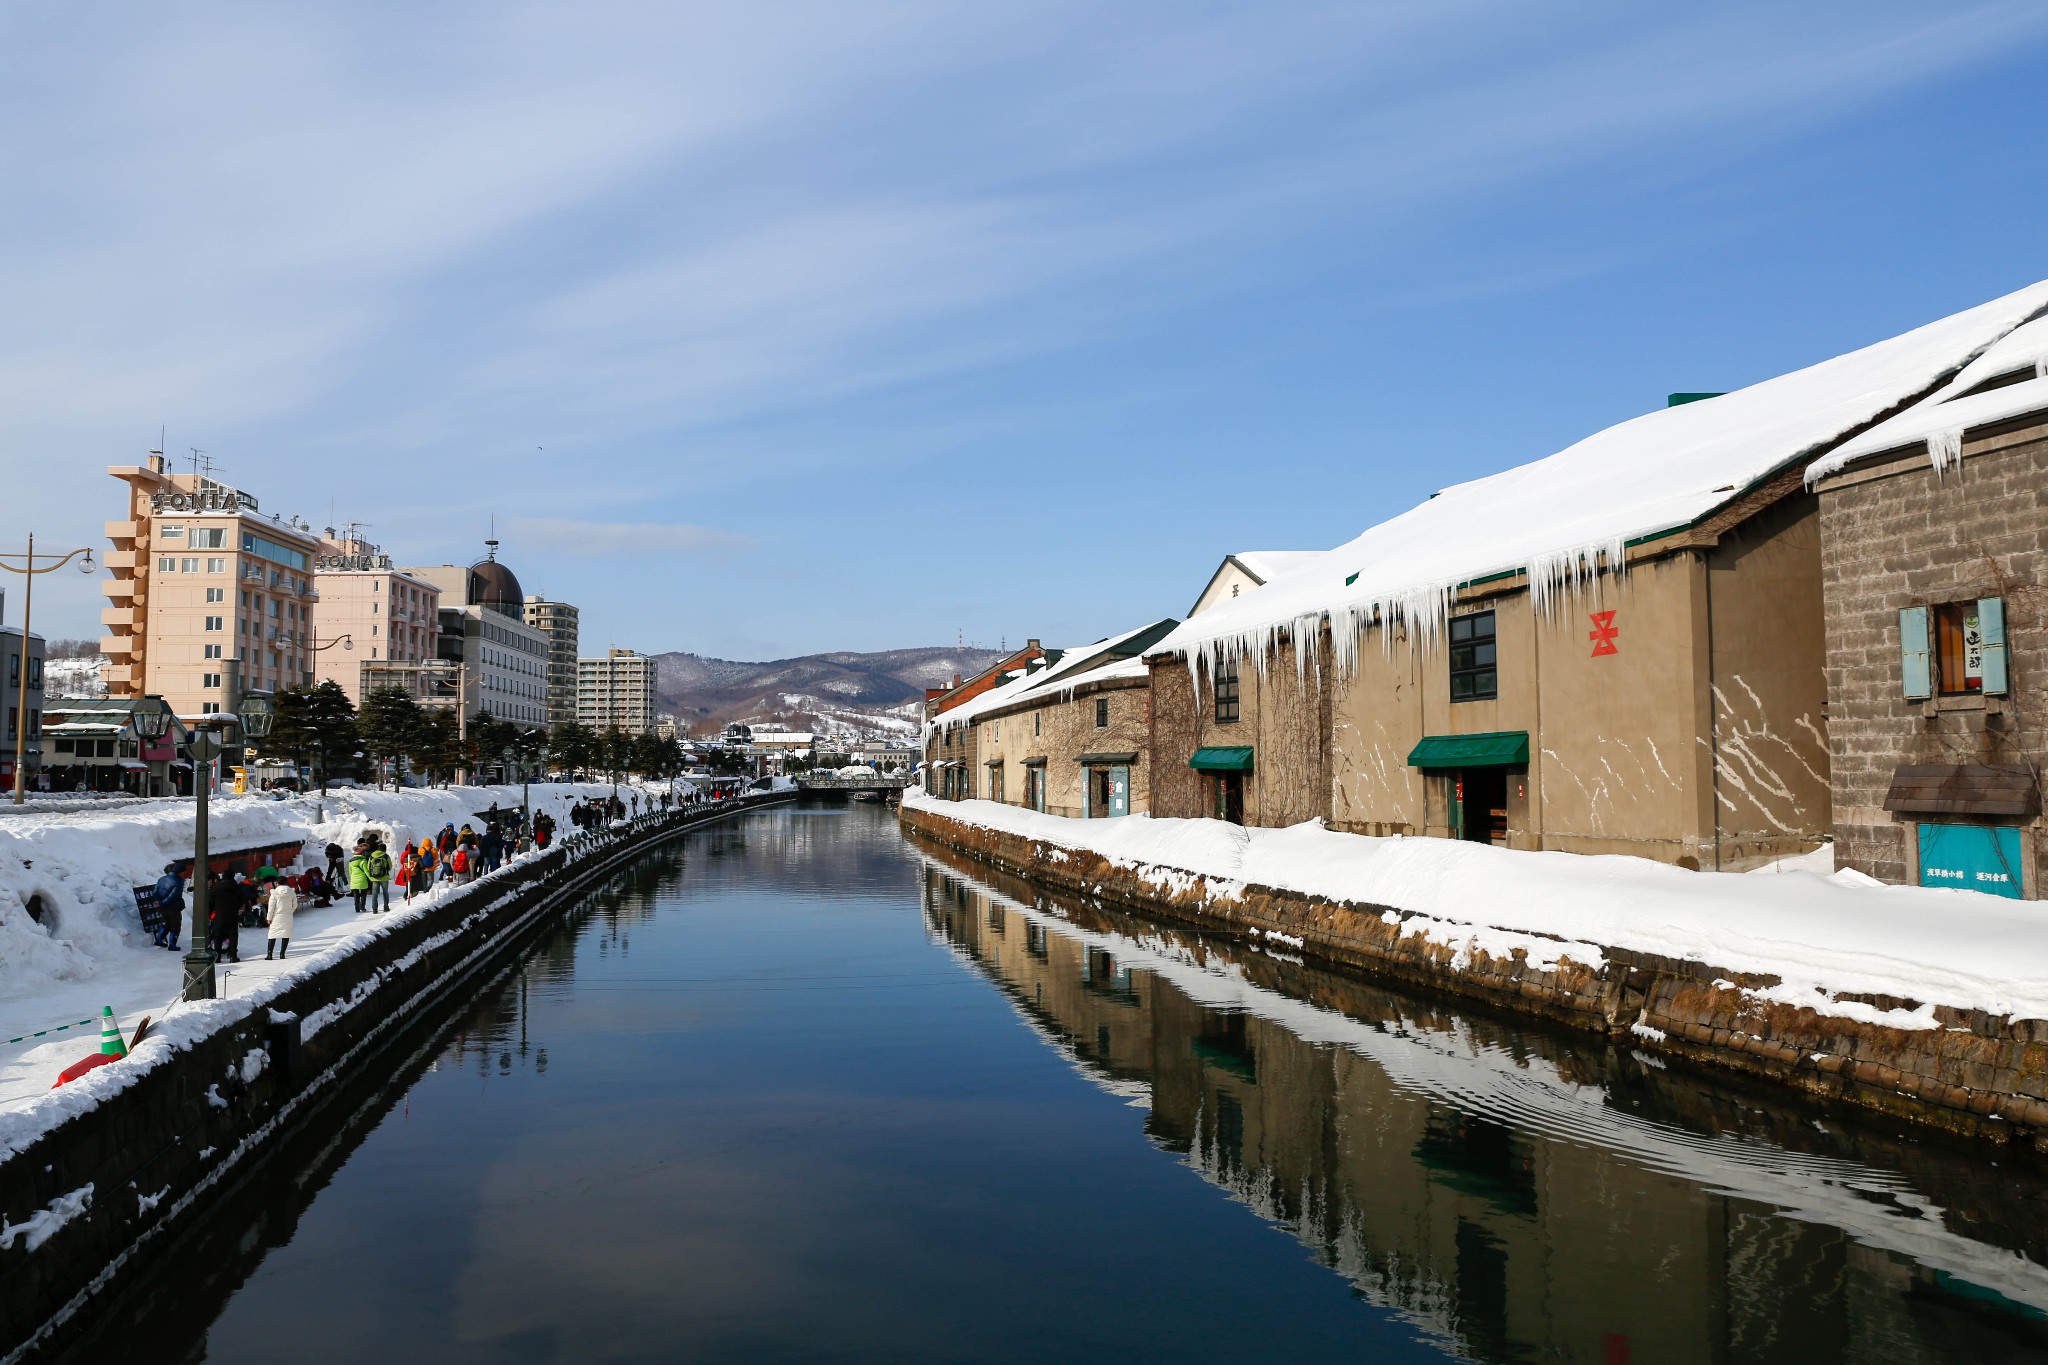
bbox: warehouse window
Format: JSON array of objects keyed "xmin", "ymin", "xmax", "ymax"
[
  {"xmin": 1096, "ymin": 697, "xmax": 1110, "ymax": 728},
  {"xmin": 1215, "ymin": 661, "xmax": 1240, "ymax": 724},
  {"xmin": 1450, "ymin": 611, "xmax": 1498, "ymax": 701}
]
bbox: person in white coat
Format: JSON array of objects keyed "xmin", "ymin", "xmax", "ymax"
[{"xmin": 265, "ymin": 879, "xmax": 299, "ymax": 960}]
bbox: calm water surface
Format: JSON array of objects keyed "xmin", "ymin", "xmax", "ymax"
[{"xmin": 86, "ymin": 804, "xmax": 2048, "ymax": 1363}]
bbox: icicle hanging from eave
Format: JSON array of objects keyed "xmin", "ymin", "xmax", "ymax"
[{"xmin": 1927, "ymin": 427, "xmax": 1964, "ymax": 478}]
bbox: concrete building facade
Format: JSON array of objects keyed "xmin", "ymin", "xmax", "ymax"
[
  {"xmin": 0, "ymin": 625, "xmax": 46, "ymax": 789},
  {"xmin": 576, "ymin": 648, "xmax": 656, "ymax": 734},
  {"xmin": 524, "ymin": 596, "xmax": 581, "ymax": 727},
  {"xmin": 102, "ymin": 458, "xmax": 322, "ymax": 714},
  {"xmin": 403, "ymin": 549, "xmax": 550, "ymax": 728},
  {"xmin": 311, "ymin": 533, "xmax": 441, "ymax": 706}
]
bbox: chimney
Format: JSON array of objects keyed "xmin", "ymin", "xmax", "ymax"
[{"xmin": 952, "ymin": 673, "xmax": 961, "ymax": 687}]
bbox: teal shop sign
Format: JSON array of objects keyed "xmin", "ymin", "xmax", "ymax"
[{"xmin": 1917, "ymin": 822, "xmax": 2023, "ymax": 899}]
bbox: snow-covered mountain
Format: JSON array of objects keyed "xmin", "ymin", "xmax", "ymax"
[{"xmin": 654, "ymin": 647, "xmax": 1002, "ymax": 740}]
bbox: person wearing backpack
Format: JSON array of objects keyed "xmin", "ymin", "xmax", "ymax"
[
  {"xmin": 448, "ymin": 842, "xmax": 471, "ymax": 884},
  {"xmin": 414, "ymin": 838, "xmax": 438, "ymax": 895},
  {"xmin": 346, "ymin": 844, "xmax": 371, "ymax": 913},
  {"xmin": 151, "ymin": 863, "xmax": 185, "ymax": 950},
  {"xmin": 365, "ymin": 840, "xmax": 394, "ymax": 913}
]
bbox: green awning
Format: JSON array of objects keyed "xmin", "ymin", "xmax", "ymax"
[
  {"xmin": 1406, "ymin": 731, "xmax": 1528, "ymax": 770},
  {"xmin": 1188, "ymin": 746, "xmax": 1255, "ymax": 773}
]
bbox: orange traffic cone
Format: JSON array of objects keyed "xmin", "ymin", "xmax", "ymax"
[{"xmin": 53, "ymin": 1007, "xmax": 126, "ymax": 1088}]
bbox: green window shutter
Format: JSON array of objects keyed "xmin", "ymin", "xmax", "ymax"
[
  {"xmin": 1899, "ymin": 606, "xmax": 1932, "ymax": 700},
  {"xmin": 1979, "ymin": 597, "xmax": 2009, "ymax": 696}
]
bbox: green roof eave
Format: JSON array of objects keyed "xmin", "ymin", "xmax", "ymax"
[
  {"xmin": 1188, "ymin": 746, "xmax": 1254, "ymax": 773},
  {"xmin": 1406, "ymin": 731, "xmax": 1529, "ymax": 769}
]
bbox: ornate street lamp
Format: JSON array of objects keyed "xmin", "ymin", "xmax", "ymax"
[
  {"xmin": 0, "ymin": 535, "xmax": 96, "ymax": 803},
  {"xmin": 177, "ymin": 704, "xmax": 250, "ymax": 1002},
  {"xmin": 503, "ymin": 744, "xmax": 530, "ymax": 840}
]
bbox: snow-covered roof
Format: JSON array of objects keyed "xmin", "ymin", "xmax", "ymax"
[
  {"xmin": 1807, "ymin": 315, "xmax": 2048, "ymax": 481},
  {"xmin": 1231, "ymin": 551, "xmax": 1321, "ymax": 583},
  {"xmin": 1151, "ymin": 279, "xmax": 2048, "ymax": 676},
  {"xmin": 927, "ymin": 621, "xmax": 1172, "ymax": 735}
]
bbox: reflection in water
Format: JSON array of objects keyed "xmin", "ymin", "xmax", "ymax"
[
  {"xmin": 916, "ymin": 846, "xmax": 2048, "ymax": 1364},
  {"xmin": 52, "ymin": 805, "xmax": 2048, "ymax": 1365}
]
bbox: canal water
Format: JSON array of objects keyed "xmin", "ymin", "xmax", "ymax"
[{"xmin": 75, "ymin": 803, "xmax": 2048, "ymax": 1363}]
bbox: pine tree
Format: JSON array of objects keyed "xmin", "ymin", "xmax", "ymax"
[{"xmin": 358, "ymin": 687, "xmax": 422, "ymax": 789}]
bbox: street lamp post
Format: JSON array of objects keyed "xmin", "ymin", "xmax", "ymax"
[
  {"xmin": 502, "ymin": 744, "xmax": 529, "ymax": 840},
  {"xmin": 170, "ymin": 695, "xmax": 272, "ymax": 1002},
  {"xmin": 0, "ymin": 535, "xmax": 96, "ymax": 803}
]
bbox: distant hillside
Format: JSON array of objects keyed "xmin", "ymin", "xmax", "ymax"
[{"xmin": 653, "ymin": 646, "xmax": 1004, "ymax": 740}]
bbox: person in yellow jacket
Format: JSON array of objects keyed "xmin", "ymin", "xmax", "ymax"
[{"xmin": 347, "ymin": 844, "xmax": 371, "ymax": 913}]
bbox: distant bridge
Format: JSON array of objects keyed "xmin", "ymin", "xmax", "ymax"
[{"xmin": 795, "ymin": 773, "xmax": 913, "ymax": 793}]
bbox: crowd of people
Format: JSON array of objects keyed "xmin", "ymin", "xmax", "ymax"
[{"xmin": 143, "ymin": 786, "xmax": 717, "ymax": 965}]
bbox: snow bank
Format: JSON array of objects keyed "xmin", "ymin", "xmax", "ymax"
[
  {"xmin": 0, "ymin": 782, "xmax": 634, "ymax": 1105},
  {"xmin": 905, "ymin": 790, "xmax": 2048, "ymax": 1024},
  {"xmin": 1150, "ymin": 280, "xmax": 2048, "ymax": 680}
]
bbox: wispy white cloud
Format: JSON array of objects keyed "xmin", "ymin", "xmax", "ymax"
[{"xmin": 505, "ymin": 516, "xmax": 749, "ymax": 558}]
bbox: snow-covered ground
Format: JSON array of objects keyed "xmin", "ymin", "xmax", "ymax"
[
  {"xmin": 904, "ymin": 789, "xmax": 2048, "ymax": 1026},
  {"xmin": 0, "ymin": 780, "xmax": 688, "ymax": 1113}
]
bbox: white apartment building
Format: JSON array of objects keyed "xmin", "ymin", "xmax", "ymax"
[
  {"xmin": 103, "ymin": 458, "xmax": 322, "ymax": 714},
  {"xmin": 524, "ymin": 596, "xmax": 581, "ymax": 727},
  {"xmin": 576, "ymin": 648, "xmax": 656, "ymax": 734}
]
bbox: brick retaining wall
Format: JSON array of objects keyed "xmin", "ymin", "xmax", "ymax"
[{"xmin": 902, "ymin": 802, "xmax": 2048, "ymax": 1149}]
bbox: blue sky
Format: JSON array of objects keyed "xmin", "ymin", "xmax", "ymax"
[{"xmin": 4, "ymin": 1, "xmax": 2046, "ymax": 660}]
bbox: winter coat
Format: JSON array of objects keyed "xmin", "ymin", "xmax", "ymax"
[
  {"xmin": 347, "ymin": 854, "xmax": 371, "ymax": 891},
  {"xmin": 437, "ymin": 827, "xmax": 456, "ymax": 854},
  {"xmin": 365, "ymin": 848, "xmax": 394, "ymax": 883},
  {"xmin": 266, "ymin": 884, "xmax": 298, "ymax": 940},
  {"xmin": 152, "ymin": 873, "xmax": 186, "ymax": 917}
]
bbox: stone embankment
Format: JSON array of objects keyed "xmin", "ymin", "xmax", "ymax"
[
  {"xmin": 0, "ymin": 793, "xmax": 792, "ymax": 1365},
  {"xmin": 902, "ymin": 802, "xmax": 2048, "ymax": 1151}
]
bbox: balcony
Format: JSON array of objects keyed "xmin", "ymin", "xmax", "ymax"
[
  {"xmin": 100, "ymin": 606, "xmax": 142, "ymax": 629},
  {"xmin": 103, "ymin": 520, "xmax": 139, "ymax": 543},
  {"xmin": 100, "ymin": 635, "xmax": 134, "ymax": 658},
  {"xmin": 104, "ymin": 578, "xmax": 138, "ymax": 602},
  {"xmin": 103, "ymin": 549, "xmax": 139, "ymax": 571}
]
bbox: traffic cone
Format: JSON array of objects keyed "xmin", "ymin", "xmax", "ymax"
[{"xmin": 97, "ymin": 1006, "xmax": 127, "ymax": 1059}]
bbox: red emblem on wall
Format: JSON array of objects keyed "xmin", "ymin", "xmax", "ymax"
[{"xmin": 1589, "ymin": 610, "xmax": 1619, "ymax": 657}]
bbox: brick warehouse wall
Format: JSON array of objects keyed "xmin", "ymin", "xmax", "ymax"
[{"xmin": 1817, "ymin": 419, "xmax": 2048, "ymax": 890}]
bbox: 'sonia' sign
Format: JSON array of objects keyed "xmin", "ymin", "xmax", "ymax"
[{"xmin": 149, "ymin": 488, "xmax": 257, "ymax": 513}]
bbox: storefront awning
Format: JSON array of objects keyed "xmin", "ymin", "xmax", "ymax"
[
  {"xmin": 1078, "ymin": 751, "xmax": 1139, "ymax": 766},
  {"xmin": 1020, "ymin": 757, "xmax": 1047, "ymax": 768},
  {"xmin": 1407, "ymin": 731, "xmax": 1529, "ymax": 770},
  {"xmin": 1883, "ymin": 764, "xmax": 2037, "ymax": 819},
  {"xmin": 1187, "ymin": 746, "xmax": 1254, "ymax": 773}
]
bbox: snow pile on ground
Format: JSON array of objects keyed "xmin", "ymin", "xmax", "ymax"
[
  {"xmin": 906, "ymin": 790, "xmax": 2048, "ymax": 1024},
  {"xmin": 0, "ymin": 779, "xmax": 699, "ymax": 1126},
  {"xmin": 0, "ymin": 783, "xmax": 640, "ymax": 1036}
]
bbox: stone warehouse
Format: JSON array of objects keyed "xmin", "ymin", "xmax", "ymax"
[{"xmin": 1807, "ymin": 312, "xmax": 2048, "ymax": 898}]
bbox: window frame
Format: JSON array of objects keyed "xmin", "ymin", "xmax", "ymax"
[
  {"xmin": 1449, "ymin": 611, "xmax": 1498, "ymax": 702},
  {"xmin": 1933, "ymin": 600, "xmax": 1985, "ymax": 696},
  {"xmin": 1214, "ymin": 660, "xmax": 1241, "ymax": 724},
  {"xmin": 1095, "ymin": 697, "xmax": 1110, "ymax": 728}
]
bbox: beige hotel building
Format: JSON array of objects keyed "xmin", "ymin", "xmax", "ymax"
[
  {"xmin": 524, "ymin": 595, "xmax": 581, "ymax": 726},
  {"xmin": 311, "ymin": 533, "xmax": 442, "ymax": 706},
  {"xmin": 103, "ymin": 458, "xmax": 322, "ymax": 714}
]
